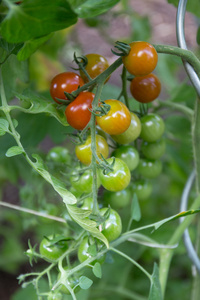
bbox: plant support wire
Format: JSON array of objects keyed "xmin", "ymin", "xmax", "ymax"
[{"xmin": 177, "ymin": 0, "xmax": 200, "ymax": 273}]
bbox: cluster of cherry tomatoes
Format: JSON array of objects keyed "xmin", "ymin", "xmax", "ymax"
[{"xmin": 40, "ymin": 41, "xmax": 165, "ymax": 295}]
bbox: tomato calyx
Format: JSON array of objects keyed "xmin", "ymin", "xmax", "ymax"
[
  {"xmin": 73, "ymin": 53, "xmax": 93, "ymax": 82},
  {"xmin": 111, "ymin": 41, "xmax": 131, "ymax": 57}
]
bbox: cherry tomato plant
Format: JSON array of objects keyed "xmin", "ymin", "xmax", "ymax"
[{"xmin": 0, "ymin": 1, "xmax": 200, "ymax": 300}]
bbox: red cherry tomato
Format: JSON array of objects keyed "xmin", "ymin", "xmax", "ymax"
[
  {"xmin": 122, "ymin": 41, "xmax": 158, "ymax": 76},
  {"xmin": 50, "ymin": 72, "xmax": 84, "ymax": 104},
  {"xmin": 130, "ymin": 73, "xmax": 161, "ymax": 103},
  {"xmin": 96, "ymin": 99, "xmax": 131, "ymax": 135},
  {"xmin": 65, "ymin": 91, "xmax": 95, "ymax": 130},
  {"xmin": 80, "ymin": 53, "xmax": 110, "ymax": 83}
]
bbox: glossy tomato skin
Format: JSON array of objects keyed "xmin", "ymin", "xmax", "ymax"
[
  {"xmin": 111, "ymin": 145, "xmax": 139, "ymax": 171},
  {"xmin": 78, "ymin": 236, "xmax": 105, "ymax": 264},
  {"xmin": 50, "ymin": 72, "xmax": 84, "ymax": 104},
  {"xmin": 99, "ymin": 158, "xmax": 131, "ymax": 192},
  {"xmin": 46, "ymin": 146, "xmax": 71, "ymax": 164},
  {"xmin": 57, "ymin": 267, "xmax": 80, "ymax": 295},
  {"xmin": 103, "ymin": 187, "xmax": 132, "ymax": 209},
  {"xmin": 75, "ymin": 134, "xmax": 109, "ymax": 165},
  {"xmin": 96, "ymin": 99, "xmax": 131, "ymax": 135},
  {"xmin": 99, "ymin": 208, "xmax": 122, "ymax": 241},
  {"xmin": 65, "ymin": 91, "xmax": 95, "ymax": 130},
  {"xmin": 141, "ymin": 138, "xmax": 166, "ymax": 160},
  {"xmin": 39, "ymin": 235, "xmax": 68, "ymax": 262},
  {"xmin": 140, "ymin": 113, "xmax": 165, "ymax": 142},
  {"xmin": 111, "ymin": 112, "xmax": 141, "ymax": 144},
  {"xmin": 137, "ymin": 158, "xmax": 162, "ymax": 179},
  {"xmin": 80, "ymin": 197, "xmax": 93, "ymax": 210},
  {"xmin": 70, "ymin": 168, "xmax": 101, "ymax": 194},
  {"xmin": 130, "ymin": 73, "xmax": 161, "ymax": 103},
  {"xmin": 131, "ymin": 179, "xmax": 153, "ymax": 201},
  {"xmin": 80, "ymin": 53, "xmax": 110, "ymax": 83},
  {"xmin": 122, "ymin": 41, "xmax": 158, "ymax": 76}
]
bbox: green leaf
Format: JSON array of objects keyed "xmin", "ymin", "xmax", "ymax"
[
  {"xmin": 79, "ymin": 276, "xmax": 93, "ymax": 290},
  {"xmin": 169, "ymin": 82, "xmax": 196, "ymax": 105},
  {"xmin": 66, "ymin": 205, "xmax": 109, "ymax": 248},
  {"xmin": 0, "ymin": 118, "xmax": 9, "ymax": 136},
  {"xmin": 88, "ymin": 244, "xmax": 97, "ymax": 257},
  {"xmin": 1, "ymin": 0, "xmax": 78, "ymax": 43},
  {"xmin": 6, "ymin": 146, "xmax": 24, "ymax": 157},
  {"xmin": 92, "ymin": 262, "xmax": 102, "ymax": 278},
  {"xmin": 131, "ymin": 194, "xmax": 141, "ymax": 222},
  {"xmin": 68, "ymin": 0, "xmax": 120, "ymax": 18},
  {"xmin": 131, "ymin": 15, "xmax": 151, "ymax": 42},
  {"xmin": 32, "ymin": 154, "xmax": 77, "ymax": 205},
  {"xmin": 17, "ymin": 34, "xmax": 52, "ymax": 61},
  {"xmin": 168, "ymin": 0, "xmax": 200, "ymax": 18},
  {"xmin": 15, "ymin": 90, "xmax": 68, "ymax": 126},
  {"xmin": 148, "ymin": 263, "xmax": 163, "ymax": 300}
]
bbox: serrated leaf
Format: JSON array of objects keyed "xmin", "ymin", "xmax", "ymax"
[
  {"xmin": 92, "ymin": 262, "xmax": 102, "ymax": 278},
  {"xmin": 15, "ymin": 90, "xmax": 68, "ymax": 126},
  {"xmin": 131, "ymin": 194, "xmax": 141, "ymax": 222},
  {"xmin": 17, "ymin": 34, "xmax": 52, "ymax": 61},
  {"xmin": 68, "ymin": 0, "xmax": 120, "ymax": 18},
  {"xmin": 79, "ymin": 276, "xmax": 93, "ymax": 290},
  {"xmin": 148, "ymin": 263, "xmax": 163, "ymax": 300},
  {"xmin": 66, "ymin": 205, "xmax": 109, "ymax": 248},
  {"xmin": 6, "ymin": 146, "xmax": 24, "ymax": 157},
  {"xmin": 1, "ymin": 0, "xmax": 77, "ymax": 43},
  {"xmin": 32, "ymin": 154, "xmax": 77, "ymax": 205}
]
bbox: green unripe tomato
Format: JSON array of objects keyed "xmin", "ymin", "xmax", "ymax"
[
  {"xmin": 39, "ymin": 235, "xmax": 68, "ymax": 262},
  {"xmin": 111, "ymin": 112, "xmax": 141, "ymax": 144},
  {"xmin": 80, "ymin": 197, "xmax": 93, "ymax": 210},
  {"xmin": 77, "ymin": 236, "xmax": 105, "ymax": 265},
  {"xmin": 70, "ymin": 168, "xmax": 101, "ymax": 194},
  {"xmin": 111, "ymin": 145, "xmax": 139, "ymax": 171},
  {"xmin": 99, "ymin": 208, "xmax": 122, "ymax": 241},
  {"xmin": 141, "ymin": 138, "xmax": 166, "ymax": 160},
  {"xmin": 47, "ymin": 146, "xmax": 71, "ymax": 164},
  {"xmin": 137, "ymin": 159, "xmax": 162, "ymax": 179},
  {"xmin": 99, "ymin": 158, "xmax": 131, "ymax": 192},
  {"xmin": 103, "ymin": 187, "xmax": 132, "ymax": 209},
  {"xmin": 131, "ymin": 179, "xmax": 152, "ymax": 201},
  {"xmin": 140, "ymin": 113, "xmax": 165, "ymax": 142},
  {"xmin": 57, "ymin": 267, "xmax": 80, "ymax": 295}
]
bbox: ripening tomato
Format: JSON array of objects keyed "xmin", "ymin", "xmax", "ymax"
[
  {"xmin": 130, "ymin": 73, "xmax": 161, "ymax": 103},
  {"xmin": 140, "ymin": 113, "xmax": 165, "ymax": 142},
  {"xmin": 75, "ymin": 134, "xmax": 109, "ymax": 165},
  {"xmin": 111, "ymin": 145, "xmax": 139, "ymax": 171},
  {"xmin": 50, "ymin": 72, "xmax": 84, "ymax": 104},
  {"xmin": 80, "ymin": 53, "xmax": 110, "ymax": 83},
  {"xmin": 65, "ymin": 91, "xmax": 95, "ymax": 130},
  {"xmin": 122, "ymin": 41, "xmax": 158, "ymax": 76},
  {"xmin": 111, "ymin": 112, "xmax": 141, "ymax": 144},
  {"xmin": 99, "ymin": 208, "xmax": 122, "ymax": 241},
  {"xmin": 99, "ymin": 158, "xmax": 131, "ymax": 192},
  {"xmin": 96, "ymin": 99, "xmax": 131, "ymax": 135}
]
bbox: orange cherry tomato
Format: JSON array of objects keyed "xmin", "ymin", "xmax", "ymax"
[
  {"xmin": 96, "ymin": 99, "xmax": 131, "ymax": 135},
  {"xmin": 130, "ymin": 73, "xmax": 161, "ymax": 103},
  {"xmin": 50, "ymin": 72, "xmax": 84, "ymax": 104},
  {"xmin": 122, "ymin": 41, "xmax": 158, "ymax": 76}
]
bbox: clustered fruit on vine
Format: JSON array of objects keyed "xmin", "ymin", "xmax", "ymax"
[{"xmin": 43, "ymin": 41, "xmax": 165, "ymax": 296}]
